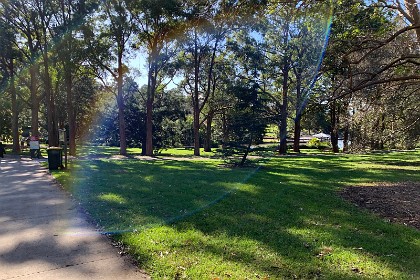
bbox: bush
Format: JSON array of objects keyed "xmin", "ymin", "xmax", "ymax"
[{"xmin": 308, "ymin": 137, "xmax": 331, "ymax": 150}]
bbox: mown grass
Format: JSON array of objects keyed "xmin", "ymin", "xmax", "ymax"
[
  {"xmin": 50, "ymin": 149, "xmax": 420, "ymax": 279},
  {"xmin": 77, "ymin": 146, "xmax": 217, "ymax": 158}
]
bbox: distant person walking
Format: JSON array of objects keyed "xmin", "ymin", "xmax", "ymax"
[{"xmin": 0, "ymin": 142, "xmax": 5, "ymax": 158}]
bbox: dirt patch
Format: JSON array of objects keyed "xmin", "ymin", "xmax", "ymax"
[{"xmin": 340, "ymin": 182, "xmax": 420, "ymax": 230}]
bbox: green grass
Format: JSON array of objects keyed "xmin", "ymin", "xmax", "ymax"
[
  {"xmin": 77, "ymin": 146, "xmax": 217, "ymax": 158},
  {"xmin": 50, "ymin": 149, "xmax": 420, "ymax": 279}
]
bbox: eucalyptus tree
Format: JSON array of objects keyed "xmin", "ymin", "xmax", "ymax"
[
  {"xmin": 0, "ymin": 19, "xmax": 20, "ymax": 152},
  {"xmin": 341, "ymin": 17, "xmax": 420, "ymax": 150},
  {"xmin": 177, "ymin": 0, "xmax": 230, "ymax": 155},
  {"xmin": 29, "ymin": 0, "xmax": 63, "ymax": 146},
  {"xmin": 85, "ymin": 0, "xmax": 134, "ymax": 155},
  {"xmin": 254, "ymin": 3, "xmax": 330, "ymax": 153},
  {"xmin": 288, "ymin": 4, "xmax": 331, "ymax": 153},
  {"xmin": 263, "ymin": 2, "xmax": 294, "ymax": 154},
  {"xmin": 324, "ymin": 0, "xmax": 419, "ymax": 152},
  {"xmin": 253, "ymin": 0, "xmax": 331, "ymax": 154},
  {"xmin": 130, "ymin": 0, "xmax": 183, "ymax": 156},
  {"xmin": 53, "ymin": 0, "xmax": 97, "ymax": 155},
  {"xmin": 0, "ymin": 0, "xmax": 43, "ymax": 138},
  {"xmin": 377, "ymin": 0, "xmax": 420, "ymax": 44}
]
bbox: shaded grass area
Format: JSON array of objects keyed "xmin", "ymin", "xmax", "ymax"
[
  {"xmin": 51, "ymin": 150, "xmax": 420, "ymax": 279},
  {"xmin": 54, "ymin": 158, "xmax": 254, "ymax": 231}
]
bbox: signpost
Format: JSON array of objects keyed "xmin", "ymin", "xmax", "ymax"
[
  {"xmin": 59, "ymin": 129, "xmax": 67, "ymax": 169},
  {"xmin": 29, "ymin": 135, "xmax": 40, "ymax": 158}
]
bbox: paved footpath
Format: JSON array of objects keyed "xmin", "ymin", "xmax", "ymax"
[{"xmin": 0, "ymin": 156, "xmax": 149, "ymax": 280}]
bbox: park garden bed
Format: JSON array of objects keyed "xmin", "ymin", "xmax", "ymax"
[{"xmin": 340, "ymin": 181, "xmax": 420, "ymax": 230}]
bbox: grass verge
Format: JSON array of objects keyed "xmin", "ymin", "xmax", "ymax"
[{"xmin": 50, "ymin": 149, "xmax": 420, "ymax": 279}]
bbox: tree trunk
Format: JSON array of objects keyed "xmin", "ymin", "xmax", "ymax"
[
  {"xmin": 330, "ymin": 100, "xmax": 339, "ymax": 153},
  {"xmin": 405, "ymin": 0, "xmax": 420, "ymax": 44},
  {"xmin": 222, "ymin": 112, "xmax": 228, "ymax": 149},
  {"xmin": 144, "ymin": 39, "xmax": 162, "ymax": 157},
  {"xmin": 65, "ymin": 70, "xmax": 77, "ymax": 156},
  {"xmin": 117, "ymin": 52, "xmax": 127, "ymax": 155},
  {"xmin": 193, "ymin": 103, "xmax": 200, "ymax": 156},
  {"xmin": 145, "ymin": 96, "xmax": 154, "ymax": 156},
  {"xmin": 279, "ymin": 21, "xmax": 291, "ymax": 155},
  {"xmin": 42, "ymin": 37, "xmax": 58, "ymax": 147},
  {"xmin": 204, "ymin": 111, "xmax": 213, "ymax": 152},
  {"xmin": 202, "ymin": 35, "xmax": 219, "ymax": 154},
  {"xmin": 60, "ymin": 30, "xmax": 77, "ymax": 156},
  {"xmin": 380, "ymin": 113, "xmax": 385, "ymax": 149},
  {"xmin": 342, "ymin": 98, "xmax": 350, "ymax": 153},
  {"xmin": 239, "ymin": 138, "xmax": 253, "ymax": 167},
  {"xmin": 30, "ymin": 64, "xmax": 40, "ymax": 137},
  {"xmin": 10, "ymin": 59, "xmax": 20, "ymax": 153},
  {"xmin": 343, "ymin": 125, "xmax": 349, "ymax": 152},
  {"xmin": 293, "ymin": 114, "xmax": 301, "ymax": 153},
  {"xmin": 279, "ymin": 63, "xmax": 289, "ymax": 154},
  {"xmin": 193, "ymin": 32, "xmax": 200, "ymax": 156}
]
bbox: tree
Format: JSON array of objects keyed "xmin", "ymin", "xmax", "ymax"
[
  {"xmin": 225, "ymin": 82, "xmax": 269, "ymax": 166},
  {"xmin": 53, "ymin": 0, "xmax": 97, "ymax": 155},
  {"xmin": 261, "ymin": 0, "xmax": 332, "ymax": 154},
  {"xmin": 86, "ymin": 0, "xmax": 133, "ymax": 155},
  {"xmin": 32, "ymin": 0, "xmax": 61, "ymax": 147},
  {"xmin": 0, "ymin": 0, "xmax": 43, "ymax": 139},
  {"xmin": 0, "ymin": 19, "xmax": 21, "ymax": 152},
  {"xmin": 178, "ymin": 1, "xmax": 227, "ymax": 155},
  {"xmin": 130, "ymin": 0, "xmax": 183, "ymax": 156},
  {"xmin": 377, "ymin": 0, "xmax": 420, "ymax": 44},
  {"xmin": 324, "ymin": 0, "xmax": 419, "ymax": 152}
]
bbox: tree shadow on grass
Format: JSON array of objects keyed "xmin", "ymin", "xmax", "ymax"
[
  {"xmin": 167, "ymin": 157, "xmax": 420, "ymax": 279},
  {"xmin": 67, "ymin": 159, "xmax": 254, "ymax": 232},
  {"xmin": 63, "ymin": 155, "xmax": 419, "ymax": 279}
]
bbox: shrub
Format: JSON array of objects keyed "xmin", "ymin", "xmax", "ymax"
[{"xmin": 308, "ymin": 137, "xmax": 331, "ymax": 150}]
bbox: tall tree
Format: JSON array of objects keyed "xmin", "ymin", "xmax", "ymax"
[
  {"xmin": 131, "ymin": 0, "xmax": 182, "ymax": 156},
  {"xmin": 289, "ymin": 4, "xmax": 331, "ymax": 153},
  {"xmin": 0, "ymin": 19, "xmax": 20, "ymax": 152},
  {"xmin": 324, "ymin": 0, "xmax": 419, "ymax": 152},
  {"xmin": 0, "ymin": 0, "xmax": 43, "ymax": 138},
  {"xmin": 33, "ymin": 0, "xmax": 60, "ymax": 146},
  {"xmin": 178, "ymin": 1, "xmax": 228, "ymax": 155},
  {"xmin": 86, "ymin": 0, "xmax": 133, "ymax": 155},
  {"xmin": 54, "ymin": 0, "xmax": 95, "ymax": 155}
]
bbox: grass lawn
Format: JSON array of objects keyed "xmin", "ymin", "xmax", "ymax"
[
  {"xmin": 77, "ymin": 146, "xmax": 218, "ymax": 158},
  {"xmin": 50, "ymin": 149, "xmax": 420, "ymax": 279}
]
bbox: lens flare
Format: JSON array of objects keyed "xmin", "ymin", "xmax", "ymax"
[
  {"xmin": 65, "ymin": 1, "xmax": 334, "ymax": 234},
  {"xmin": 1, "ymin": 0, "xmax": 333, "ymax": 234}
]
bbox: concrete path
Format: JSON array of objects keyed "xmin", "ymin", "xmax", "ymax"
[{"xmin": 0, "ymin": 156, "xmax": 149, "ymax": 280}]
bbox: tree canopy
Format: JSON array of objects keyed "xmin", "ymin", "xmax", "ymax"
[{"xmin": 0, "ymin": 0, "xmax": 418, "ymax": 156}]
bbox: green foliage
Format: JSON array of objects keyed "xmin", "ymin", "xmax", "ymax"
[
  {"xmin": 0, "ymin": 0, "xmax": 418, "ymax": 157},
  {"xmin": 308, "ymin": 137, "xmax": 331, "ymax": 150},
  {"xmin": 222, "ymin": 82, "xmax": 269, "ymax": 165},
  {"xmin": 93, "ymin": 78, "xmax": 190, "ymax": 150},
  {"xmin": 308, "ymin": 137, "xmax": 321, "ymax": 147}
]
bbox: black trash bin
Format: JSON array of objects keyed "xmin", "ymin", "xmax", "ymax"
[
  {"xmin": 30, "ymin": 149, "xmax": 41, "ymax": 159},
  {"xmin": 47, "ymin": 147, "xmax": 63, "ymax": 170}
]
